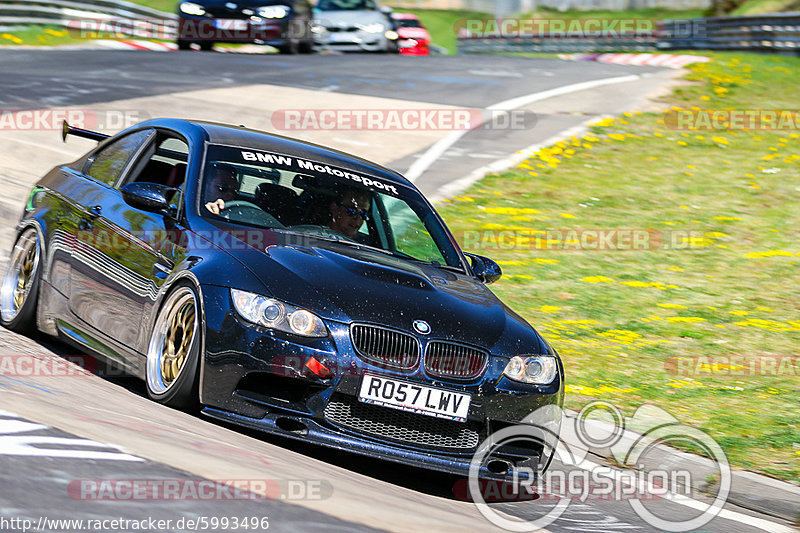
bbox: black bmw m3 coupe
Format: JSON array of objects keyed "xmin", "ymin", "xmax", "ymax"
[{"xmin": 1, "ymin": 118, "xmax": 564, "ymax": 479}]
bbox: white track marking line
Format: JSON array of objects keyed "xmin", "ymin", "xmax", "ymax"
[
  {"xmin": 2, "ymin": 137, "xmax": 80, "ymax": 157},
  {"xmin": 568, "ymin": 457, "xmax": 796, "ymax": 533},
  {"xmin": 0, "ymin": 411, "xmax": 143, "ymax": 461},
  {"xmin": 430, "ymin": 120, "xmax": 596, "ymax": 202},
  {"xmin": 404, "ymin": 74, "xmax": 641, "ymax": 183}
]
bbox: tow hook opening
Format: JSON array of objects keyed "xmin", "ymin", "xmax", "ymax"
[{"xmin": 276, "ymin": 417, "xmax": 309, "ymax": 435}]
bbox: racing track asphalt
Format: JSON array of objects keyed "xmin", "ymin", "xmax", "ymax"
[{"xmin": 0, "ymin": 49, "xmax": 797, "ymax": 533}]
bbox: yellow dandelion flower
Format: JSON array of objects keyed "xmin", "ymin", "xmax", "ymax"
[
  {"xmin": 581, "ymin": 276, "xmax": 614, "ymax": 283},
  {"xmin": 538, "ymin": 305, "xmax": 560, "ymax": 314},
  {"xmin": 744, "ymin": 250, "xmax": 794, "ymax": 258}
]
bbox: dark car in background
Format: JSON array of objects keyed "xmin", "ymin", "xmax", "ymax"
[
  {"xmin": 313, "ymin": 0, "xmax": 398, "ymax": 53},
  {"xmin": 176, "ymin": 0, "xmax": 314, "ymax": 53},
  {"xmin": 1, "ymin": 118, "xmax": 564, "ymax": 479}
]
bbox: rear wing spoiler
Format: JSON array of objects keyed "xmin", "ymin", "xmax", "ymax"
[{"xmin": 61, "ymin": 120, "xmax": 109, "ymax": 143}]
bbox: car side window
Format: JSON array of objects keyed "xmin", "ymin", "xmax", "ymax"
[
  {"xmin": 86, "ymin": 129, "xmax": 154, "ymax": 186},
  {"xmin": 125, "ymin": 135, "xmax": 189, "ymax": 189}
]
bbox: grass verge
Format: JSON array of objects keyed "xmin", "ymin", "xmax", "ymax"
[
  {"xmin": 0, "ymin": 26, "xmax": 87, "ymax": 46},
  {"xmin": 437, "ymin": 52, "xmax": 800, "ymax": 482},
  {"xmin": 520, "ymin": 6, "xmax": 706, "ymax": 20},
  {"xmin": 732, "ymin": 0, "xmax": 800, "ymax": 14}
]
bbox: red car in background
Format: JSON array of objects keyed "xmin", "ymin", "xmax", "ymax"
[{"xmin": 390, "ymin": 13, "xmax": 430, "ymax": 55}]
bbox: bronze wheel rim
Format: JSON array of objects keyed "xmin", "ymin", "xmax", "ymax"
[
  {"xmin": 147, "ymin": 288, "xmax": 198, "ymax": 394},
  {"xmin": 1, "ymin": 229, "xmax": 39, "ymax": 322}
]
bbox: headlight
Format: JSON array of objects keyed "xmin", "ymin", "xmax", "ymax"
[
  {"xmin": 384, "ymin": 30, "xmax": 398, "ymax": 40},
  {"xmin": 231, "ymin": 289, "xmax": 327, "ymax": 337},
  {"xmin": 503, "ymin": 355, "xmax": 558, "ymax": 385},
  {"xmin": 358, "ymin": 23, "xmax": 385, "ymax": 33},
  {"xmin": 311, "ymin": 24, "xmax": 324, "ymax": 33},
  {"xmin": 257, "ymin": 5, "xmax": 290, "ymax": 18},
  {"xmin": 179, "ymin": 2, "xmax": 206, "ymax": 15}
]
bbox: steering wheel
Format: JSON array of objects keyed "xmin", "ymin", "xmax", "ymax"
[
  {"xmin": 220, "ymin": 200, "xmax": 261, "ymax": 213},
  {"xmin": 219, "ymin": 200, "xmax": 283, "ymax": 228}
]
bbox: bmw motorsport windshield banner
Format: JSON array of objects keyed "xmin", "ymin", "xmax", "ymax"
[{"xmin": 208, "ymin": 144, "xmax": 402, "ymax": 196}]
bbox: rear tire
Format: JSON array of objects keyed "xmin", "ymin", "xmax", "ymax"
[
  {"xmin": 177, "ymin": 40, "xmax": 191, "ymax": 50},
  {"xmin": 198, "ymin": 41, "xmax": 214, "ymax": 51},
  {"xmin": 146, "ymin": 283, "xmax": 201, "ymax": 410},
  {"xmin": 298, "ymin": 39, "xmax": 314, "ymax": 54},
  {"xmin": 0, "ymin": 228, "xmax": 41, "ymax": 334}
]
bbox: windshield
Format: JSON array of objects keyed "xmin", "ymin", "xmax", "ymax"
[
  {"xmin": 200, "ymin": 144, "xmax": 464, "ymax": 269},
  {"xmin": 316, "ymin": 0, "xmax": 376, "ymax": 10},
  {"xmin": 394, "ymin": 18, "xmax": 421, "ymax": 28}
]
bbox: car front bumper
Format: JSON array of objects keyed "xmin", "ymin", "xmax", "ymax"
[{"xmin": 199, "ymin": 284, "xmax": 564, "ymax": 478}]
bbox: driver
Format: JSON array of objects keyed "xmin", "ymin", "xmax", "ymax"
[
  {"xmin": 328, "ymin": 188, "xmax": 371, "ymax": 239},
  {"xmin": 204, "ymin": 163, "xmax": 238, "ymax": 215}
]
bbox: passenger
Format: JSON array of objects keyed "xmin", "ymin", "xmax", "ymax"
[
  {"xmin": 328, "ymin": 189, "xmax": 371, "ymax": 239},
  {"xmin": 204, "ymin": 163, "xmax": 238, "ymax": 215}
]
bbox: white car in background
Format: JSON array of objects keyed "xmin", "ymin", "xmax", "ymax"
[{"xmin": 313, "ymin": 0, "xmax": 398, "ymax": 52}]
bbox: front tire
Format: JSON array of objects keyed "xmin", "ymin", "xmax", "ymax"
[
  {"xmin": 0, "ymin": 228, "xmax": 41, "ymax": 333},
  {"xmin": 278, "ymin": 38, "xmax": 299, "ymax": 54},
  {"xmin": 146, "ymin": 284, "xmax": 201, "ymax": 410}
]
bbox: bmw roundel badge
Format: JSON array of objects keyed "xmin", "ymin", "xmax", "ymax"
[{"xmin": 413, "ymin": 320, "xmax": 431, "ymax": 335}]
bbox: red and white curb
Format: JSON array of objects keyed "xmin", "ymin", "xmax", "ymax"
[
  {"xmin": 93, "ymin": 40, "xmax": 272, "ymax": 53},
  {"xmin": 559, "ymin": 53, "xmax": 711, "ymax": 68}
]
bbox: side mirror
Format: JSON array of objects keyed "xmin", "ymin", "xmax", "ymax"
[
  {"xmin": 380, "ymin": 5, "xmax": 393, "ymax": 14},
  {"xmin": 121, "ymin": 182, "xmax": 177, "ymax": 217},
  {"xmin": 465, "ymin": 252, "xmax": 502, "ymax": 284}
]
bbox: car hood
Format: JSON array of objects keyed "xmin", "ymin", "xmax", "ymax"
[
  {"xmin": 315, "ymin": 10, "xmax": 388, "ymax": 28},
  {"xmin": 223, "ymin": 234, "xmax": 535, "ymax": 350}
]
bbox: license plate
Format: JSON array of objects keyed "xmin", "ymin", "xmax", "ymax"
[
  {"xmin": 358, "ymin": 374, "xmax": 471, "ymax": 422},
  {"xmin": 329, "ymin": 32, "xmax": 355, "ymax": 43},
  {"xmin": 214, "ymin": 19, "xmax": 248, "ymax": 31}
]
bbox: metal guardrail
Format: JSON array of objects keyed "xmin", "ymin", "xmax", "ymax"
[
  {"xmin": 458, "ymin": 36, "xmax": 658, "ymax": 54},
  {"xmin": 457, "ymin": 13, "xmax": 800, "ymax": 55},
  {"xmin": 658, "ymin": 12, "xmax": 800, "ymax": 53},
  {"xmin": 0, "ymin": 0, "xmax": 176, "ymax": 37}
]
